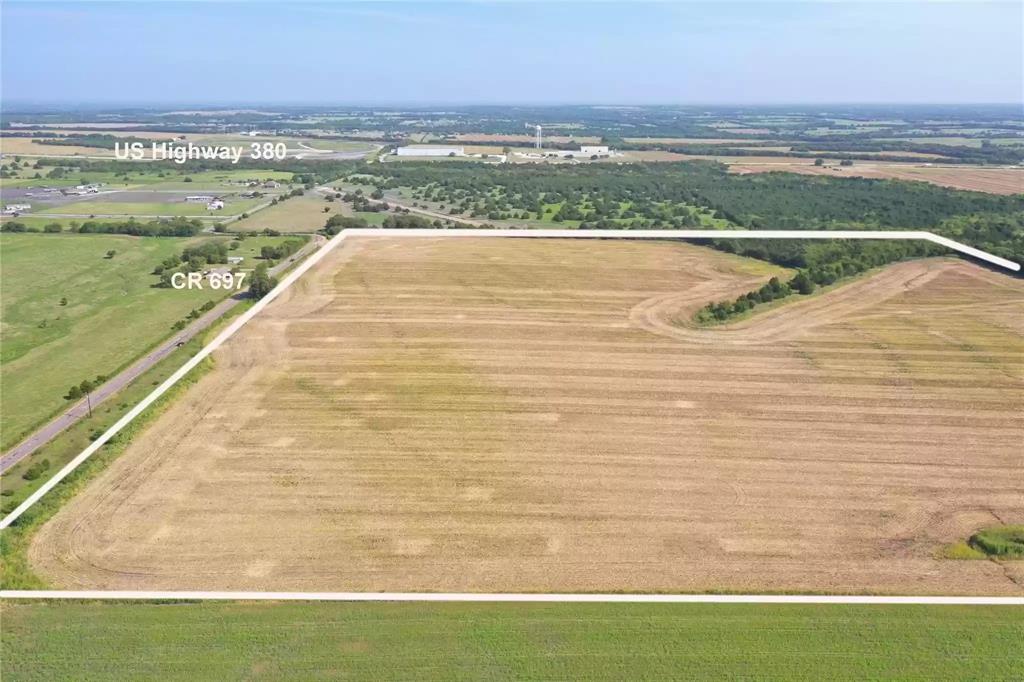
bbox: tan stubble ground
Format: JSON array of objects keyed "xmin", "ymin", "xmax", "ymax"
[{"xmin": 30, "ymin": 237, "xmax": 1024, "ymax": 594}]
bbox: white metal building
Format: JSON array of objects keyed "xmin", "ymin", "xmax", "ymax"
[
  {"xmin": 538, "ymin": 145, "xmax": 613, "ymax": 160},
  {"xmin": 395, "ymin": 146, "xmax": 465, "ymax": 157}
]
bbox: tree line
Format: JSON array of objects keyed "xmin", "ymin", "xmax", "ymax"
[
  {"xmin": 35, "ymin": 134, "xmax": 156, "ymax": 150},
  {"xmin": 348, "ymin": 161, "xmax": 1024, "ymax": 267},
  {"xmin": 692, "ymin": 237, "xmax": 947, "ymax": 323},
  {"xmin": 2, "ymin": 217, "xmax": 204, "ymax": 237}
]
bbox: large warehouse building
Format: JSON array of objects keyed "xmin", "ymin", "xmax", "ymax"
[
  {"xmin": 579, "ymin": 145, "xmax": 610, "ymax": 157},
  {"xmin": 395, "ymin": 146, "xmax": 465, "ymax": 157}
]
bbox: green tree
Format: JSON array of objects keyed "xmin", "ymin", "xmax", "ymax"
[
  {"xmin": 790, "ymin": 271, "xmax": 815, "ymax": 295},
  {"xmin": 248, "ymin": 263, "xmax": 278, "ymax": 299}
]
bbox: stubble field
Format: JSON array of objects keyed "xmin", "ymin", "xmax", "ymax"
[
  {"xmin": 728, "ymin": 162, "xmax": 1024, "ymax": 195},
  {"xmin": 29, "ymin": 237, "xmax": 1024, "ymax": 594}
]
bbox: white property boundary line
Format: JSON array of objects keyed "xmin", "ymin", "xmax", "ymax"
[
  {"xmin": 1, "ymin": 228, "xmax": 1020, "ymax": 605},
  {"xmin": 1, "ymin": 591, "xmax": 1022, "ymax": 605},
  {"xmin": 344, "ymin": 228, "xmax": 1021, "ymax": 272},
  {"xmin": 1, "ymin": 228, "xmax": 1017, "ymax": 532}
]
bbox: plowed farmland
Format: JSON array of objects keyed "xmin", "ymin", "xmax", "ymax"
[
  {"xmin": 31, "ymin": 238, "xmax": 1024, "ymax": 594},
  {"xmin": 729, "ymin": 162, "xmax": 1024, "ymax": 195}
]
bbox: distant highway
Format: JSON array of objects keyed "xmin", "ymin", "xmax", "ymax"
[{"xmin": 0, "ymin": 236, "xmax": 324, "ymax": 475}]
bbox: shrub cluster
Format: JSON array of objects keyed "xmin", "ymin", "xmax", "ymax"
[
  {"xmin": 248, "ymin": 263, "xmax": 277, "ymax": 300},
  {"xmin": 969, "ymin": 526, "xmax": 1024, "ymax": 558},
  {"xmin": 170, "ymin": 300, "xmax": 217, "ymax": 331},
  {"xmin": 64, "ymin": 375, "xmax": 107, "ymax": 401},
  {"xmin": 341, "ymin": 189, "xmax": 389, "ymax": 213},
  {"xmin": 696, "ymin": 275, "xmax": 805, "ymax": 323},
  {"xmin": 321, "ymin": 215, "xmax": 368, "ymax": 236},
  {"xmin": 692, "ymin": 235, "xmax": 955, "ymax": 324},
  {"xmin": 381, "ymin": 214, "xmax": 435, "ymax": 229},
  {"xmin": 260, "ymin": 239, "xmax": 304, "ymax": 262},
  {"xmin": 155, "ymin": 241, "xmax": 230, "ymax": 287},
  {"xmin": 22, "ymin": 459, "xmax": 51, "ymax": 481}
]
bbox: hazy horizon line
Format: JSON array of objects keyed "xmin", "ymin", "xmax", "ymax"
[{"xmin": 3, "ymin": 101, "xmax": 1022, "ymax": 112}]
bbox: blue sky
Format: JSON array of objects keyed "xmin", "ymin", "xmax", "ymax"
[{"xmin": 2, "ymin": 1, "xmax": 1021, "ymax": 105}]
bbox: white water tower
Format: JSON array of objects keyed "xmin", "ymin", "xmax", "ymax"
[{"xmin": 525, "ymin": 123, "xmax": 542, "ymax": 149}]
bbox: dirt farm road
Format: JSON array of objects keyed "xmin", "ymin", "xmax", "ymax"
[{"xmin": 0, "ymin": 237, "xmax": 324, "ymax": 475}]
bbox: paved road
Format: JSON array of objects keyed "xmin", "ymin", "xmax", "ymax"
[{"xmin": 0, "ymin": 237, "xmax": 323, "ymax": 474}]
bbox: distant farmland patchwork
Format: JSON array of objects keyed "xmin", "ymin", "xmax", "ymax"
[
  {"xmin": 728, "ymin": 163, "xmax": 1023, "ymax": 195},
  {"xmin": 29, "ymin": 238, "xmax": 1024, "ymax": 594}
]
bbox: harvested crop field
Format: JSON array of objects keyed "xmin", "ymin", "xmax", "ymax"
[
  {"xmin": 729, "ymin": 162, "xmax": 1024, "ymax": 195},
  {"xmin": 30, "ymin": 238, "xmax": 1024, "ymax": 594}
]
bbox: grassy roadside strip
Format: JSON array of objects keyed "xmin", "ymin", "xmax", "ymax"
[
  {"xmin": 0, "ymin": 316, "xmax": 222, "ymax": 511},
  {"xmin": 0, "ymin": 232, "xmax": 305, "ymax": 451},
  {"xmin": 0, "ymin": 302, "xmax": 252, "ymax": 589},
  {"xmin": 2, "ymin": 601, "xmax": 1023, "ymax": 680}
]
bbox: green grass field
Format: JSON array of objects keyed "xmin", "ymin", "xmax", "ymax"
[
  {"xmin": 229, "ymin": 194, "xmax": 335, "ymax": 233},
  {"xmin": 0, "ymin": 234, "xmax": 231, "ymax": 449},
  {"xmin": 225, "ymin": 234, "xmax": 310, "ymax": 261},
  {"xmin": 35, "ymin": 198, "xmax": 265, "ymax": 217},
  {"xmin": 2, "ymin": 168, "xmax": 200, "ymax": 189},
  {"xmin": 353, "ymin": 210, "xmax": 389, "ymax": 225},
  {"xmin": 0, "ymin": 304, "xmax": 242, "ymax": 521},
  {"xmin": 143, "ymin": 169, "xmax": 294, "ymax": 191},
  {"xmin": 1, "ymin": 601, "xmax": 1020, "ymax": 680},
  {"xmin": 2, "ymin": 167, "xmax": 294, "ymax": 190}
]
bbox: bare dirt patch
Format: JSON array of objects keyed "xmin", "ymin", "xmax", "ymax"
[{"xmin": 30, "ymin": 239, "xmax": 1024, "ymax": 594}]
